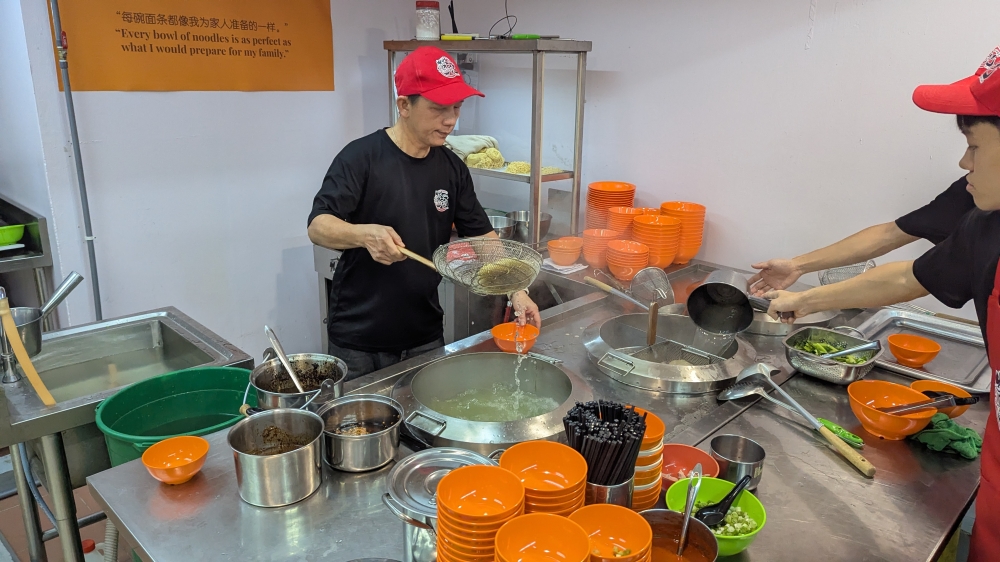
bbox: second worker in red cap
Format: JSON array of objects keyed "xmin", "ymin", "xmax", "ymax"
[{"xmin": 308, "ymin": 47, "xmax": 541, "ymax": 380}]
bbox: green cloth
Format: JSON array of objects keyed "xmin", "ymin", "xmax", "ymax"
[{"xmin": 910, "ymin": 413, "xmax": 983, "ymax": 460}]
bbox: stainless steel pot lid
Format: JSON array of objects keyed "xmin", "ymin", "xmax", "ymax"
[{"xmin": 386, "ymin": 447, "xmax": 496, "ymax": 519}]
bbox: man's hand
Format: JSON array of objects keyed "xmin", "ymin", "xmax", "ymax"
[
  {"xmin": 511, "ymin": 291, "xmax": 541, "ymax": 329},
  {"xmin": 763, "ymin": 290, "xmax": 811, "ymax": 324},
  {"xmin": 749, "ymin": 259, "xmax": 802, "ymax": 295},
  {"xmin": 360, "ymin": 224, "xmax": 406, "ymax": 265}
]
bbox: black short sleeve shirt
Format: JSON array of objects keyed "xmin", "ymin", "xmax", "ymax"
[
  {"xmin": 309, "ymin": 129, "xmax": 493, "ymax": 352},
  {"xmin": 912, "ymin": 209, "xmax": 1000, "ymax": 342},
  {"xmin": 895, "ymin": 176, "xmax": 975, "ymax": 244}
]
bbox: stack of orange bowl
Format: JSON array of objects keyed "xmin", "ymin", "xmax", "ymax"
[
  {"xmin": 659, "ymin": 202, "xmax": 706, "ymax": 265},
  {"xmin": 569, "ymin": 505, "xmax": 653, "ymax": 561},
  {"xmin": 495, "ymin": 513, "xmax": 592, "ymax": 562},
  {"xmin": 634, "ymin": 207, "xmax": 661, "ymax": 216},
  {"xmin": 631, "ymin": 215, "xmax": 682, "ymax": 268},
  {"xmin": 547, "ymin": 237, "xmax": 584, "ymax": 266},
  {"xmin": 631, "ymin": 408, "xmax": 665, "ymax": 511},
  {"xmin": 436, "ymin": 465, "xmax": 525, "ymax": 562},
  {"xmin": 583, "ymin": 229, "xmax": 621, "ymax": 268},
  {"xmin": 606, "ymin": 207, "xmax": 645, "ymax": 239},
  {"xmin": 586, "ymin": 182, "xmax": 636, "ymax": 229},
  {"xmin": 499, "ymin": 441, "xmax": 587, "ymax": 516},
  {"xmin": 606, "ymin": 240, "xmax": 650, "ymax": 282}
]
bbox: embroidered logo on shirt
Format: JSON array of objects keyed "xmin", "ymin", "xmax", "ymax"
[
  {"xmin": 980, "ymin": 46, "xmax": 1000, "ymax": 83},
  {"xmin": 436, "ymin": 56, "xmax": 460, "ymax": 79},
  {"xmin": 433, "ymin": 189, "xmax": 449, "ymax": 212}
]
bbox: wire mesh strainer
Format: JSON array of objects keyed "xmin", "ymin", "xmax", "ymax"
[
  {"xmin": 631, "ymin": 267, "xmax": 675, "ymax": 306},
  {"xmin": 400, "ymin": 238, "xmax": 542, "ymax": 296},
  {"xmin": 818, "ymin": 260, "xmax": 876, "ymax": 286}
]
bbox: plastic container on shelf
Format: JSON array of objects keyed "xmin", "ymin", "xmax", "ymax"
[{"xmin": 415, "ymin": 1, "xmax": 441, "ymax": 40}]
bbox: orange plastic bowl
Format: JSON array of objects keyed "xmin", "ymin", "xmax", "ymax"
[
  {"xmin": 557, "ymin": 236, "xmax": 584, "ymax": 249},
  {"xmin": 141, "ymin": 436, "xmax": 209, "ymax": 485},
  {"xmin": 437, "ymin": 503, "xmax": 521, "ymax": 533},
  {"xmin": 583, "ymin": 229, "xmax": 622, "ymax": 240},
  {"xmin": 847, "ymin": 380, "xmax": 937, "ymax": 440},
  {"xmin": 569, "ymin": 504, "xmax": 653, "ymax": 561},
  {"xmin": 660, "ymin": 444, "xmax": 720, "ymax": 486},
  {"xmin": 525, "ymin": 494, "xmax": 585, "ymax": 515},
  {"xmin": 910, "ymin": 380, "xmax": 973, "ymax": 418},
  {"xmin": 491, "ymin": 322, "xmax": 539, "ymax": 354},
  {"xmin": 499, "ymin": 441, "xmax": 588, "ymax": 496},
  {"xmin": 609, "ymin": 263, "xmax": 645, "ymax": 282},
  {"xmin": 548, "ymin": 248, "xmax": 581, "ymax": 266},
  {"xmin": 436, "ymin": 465, "xmax": 525, "ymax": 522},
  {"xmin": 495, "ymin": 513, "xmax": 591, "ymax": 562},
  {"xmin": 887, "ymin": 334, "xmax": 942, "ymax": 368},
  {"xmin": 631, "ymin": 407, "xmax": 666, "ymax": 448}
]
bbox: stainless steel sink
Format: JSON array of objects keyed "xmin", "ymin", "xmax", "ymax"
[{"xmin": 0, "ymin": 307, "xmax": 252, "ymax": 487}]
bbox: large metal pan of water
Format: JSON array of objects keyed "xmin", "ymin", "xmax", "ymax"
[
  {"xmin": 392, "ymin": 352, "xmax": 593, "ymax": 455},
  {"xmin": 583, "ymin": 313, "xmax": 756, "ymax": 394}
]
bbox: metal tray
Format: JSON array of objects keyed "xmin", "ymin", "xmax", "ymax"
[{"xmin": 855, "ymin": 309, "xmax": 990, "ymax": 394}]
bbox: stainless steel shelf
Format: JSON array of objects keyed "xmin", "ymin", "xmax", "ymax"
[
  {"xmin": 469, "ymin": 167, "xmax": 573, "ymax": 183},
  {"xmin": 383, "ymin": 39, "xmax": 592, "ymax": 53},
  {"xmin": 0, "ymin": 196, "xmax": 52, "ymax": 275}
]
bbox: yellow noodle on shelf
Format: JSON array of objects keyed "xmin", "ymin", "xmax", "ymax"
[{"xmin": 503, "ymin": 161, "xmax": 564, "ymax": 175}]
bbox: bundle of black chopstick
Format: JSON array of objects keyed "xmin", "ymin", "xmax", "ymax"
[{"xmin": 563, "ymin": 400, "xmax": 647, "ymax": 486}]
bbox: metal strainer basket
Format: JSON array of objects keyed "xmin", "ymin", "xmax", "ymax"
[
  {"xmin": 631, "ymin": 267, "xmax": 675, "ymax": 306},
  {"xmin": 817, "ymin": 260, "xmax": 876, "ymax": 286},
  {"xmin": 402, "ymin": 238, "xmax": 542, "ymax": 296}
]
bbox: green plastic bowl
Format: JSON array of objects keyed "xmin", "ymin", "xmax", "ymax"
[
  {"xmin": 665, "ymin": 476, "xmax": 767, "ymax": 557},
  {"xmin": 0, "ymin": 225, "xmax": 25, "ymax": 246}
]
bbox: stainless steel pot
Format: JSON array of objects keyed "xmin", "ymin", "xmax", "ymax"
[
  {"xmin": 583, "ymin": 313, "xmax": 757, "ymax": 393},
  {"xmin": 227, "ymin": 408, "xmax": 324, "ymax": 507},
  {"xmin": 0, "ymin": 272, "xmax": 83, "ymax": 359},
  {"xmin": 392, "ymin": 352, "xmax": 593, "ymax": 455},
  {"xmin": 250, "ymin": 352, "xmax": 347, "ymax": 410},
  {"xmin": 316, "ymin": 394, "xmax": 402, "ymax": 472},
  {"xmin": 506, "ymin": 211, "xmax": 552, "ymax": 243},
  {"xmin": 687, "ymin": 269, "xmax": 757, "ymax": 334},
  {"xmin": 489, "ymin": 216, "xmax": 516, "ymax": 239}
]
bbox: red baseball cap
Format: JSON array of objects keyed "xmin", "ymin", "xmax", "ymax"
[
  {"xmin": 394, "ymin": 47, "xmax": 484, "ymax": 105},
  {"xmin": 913, "ymin": 46, "xmax": 1000, "ymax": 116}
]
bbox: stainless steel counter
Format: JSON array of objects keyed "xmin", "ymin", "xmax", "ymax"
[{"xmin": 86, "ymin": 263, "xmax": 985, "ymax": 562}]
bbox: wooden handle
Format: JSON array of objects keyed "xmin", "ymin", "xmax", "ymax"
[
  {"xmin": 398, "ymin": 247, "xmax": 437, "ymax": 270},
  {"xmin": 933, "ymin": 312, "xmax": 980, "ymax": 327},
  {"xmin": 647, "ymin": 302, "xmax": 660, "ymax": 346},
  {"xmin": 0, "ymin": 299, "xmax": 55, "ymax": 406},
  {"xmin": 818, "ymin": 425, "xmax": 875, "ymax": 478},
  {"xmin": 584, "ymin": 276, "xmax": 614, "ymax": 293}
]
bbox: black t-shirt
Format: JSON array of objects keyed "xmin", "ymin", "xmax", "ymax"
[
  {"xmin": 895, "ymin": 176, "xmax": 975, "ymax": 244},
  {"xmin": 308, "ymin": 129, "xmax": 493, "ymax": 352},
  {"xmin": 912, "ymin": 209, "xmax": 1000, "ymax": 342}
]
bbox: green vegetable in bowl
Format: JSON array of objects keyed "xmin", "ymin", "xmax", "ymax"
[
  {"xmin": 694, "ymin": 500, "xmax": 760, "ymax": 537},
  {"xmin": 792, "ymin": 339, "xmax": 868, "ymax": 364}
]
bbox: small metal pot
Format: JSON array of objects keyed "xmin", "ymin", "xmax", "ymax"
[
  {"xmin": 0, "ymin": 272, "xmax": 84, "ymax": 360},
  {"xmin": 489, "ymin": 216, "xmax": 516, "ymax": 239},
  {"xmin": 317, "ymin": 394, "xmax": 402, "ymax": 472},
  {"xmin": 710, "ymin": 434, "xmax": 766, "ymax": 491},
  {"xmin": 638, "ymin": 509, "xmax": 718, "ymax": 561},
  {"xmin": 250, "ymin": 352, "xmax": 347, "ymax": 410},
  {"xmin": 227, "ymin": 408, "xmax": 324, "ymax": 507}
]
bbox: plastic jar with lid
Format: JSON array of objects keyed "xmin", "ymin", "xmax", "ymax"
[{"xmin": 415, "ymin": 1, "xmax": 440, "ymax": 40}]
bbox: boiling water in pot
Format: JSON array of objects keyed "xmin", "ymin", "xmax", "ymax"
[{"xmin": 425, "ymin": 382, "xmax": 559, "ymax": 422}]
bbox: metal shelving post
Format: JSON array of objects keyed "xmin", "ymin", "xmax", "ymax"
[{"xmin": 384, "ymin": 39, "xmax": 592, "ymax": 245}]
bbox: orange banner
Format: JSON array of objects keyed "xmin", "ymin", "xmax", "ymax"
[{"xmin": 52, "ymin": 0, "xmax": 334, "ymax": 91}]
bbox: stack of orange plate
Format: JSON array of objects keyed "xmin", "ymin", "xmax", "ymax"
[
  {"xmin": 606, "ymin": 207, "xmax": 645, "ymax": 239},
  {"xmin": 659, "ymin": 202, "xmax": 706, "ymax": 265},
  {"xmin": 499, "ymin": 441, "xmax": 587, "ymax": 516},
  {"xmin": 583, "ymin": 229, "xmax": 622, "ymax": 268},
  {"xmin": 631, "ymin": 215, "xmax": 682, "ymax": 268},
  {"xmin": 586, "ymin": 182, "xmax": 636, "ymax": 229},
  {"xmin": 606, "ymin": 240, "xmax": 649, "ymax": 282},
  {"xmin": 631, "ymin": 407, "xmax": 665, "ymax": 512},
  {"xmin": 494, "ymin": 513, "xmax": 591, "ymax": 562},
  {"xmin": 569, "ymin": 505, "xmax": 653, "ymax": 562},
  {"xmin": 436, "ymin": 465, "xmax": 525, "ymax": 562}
]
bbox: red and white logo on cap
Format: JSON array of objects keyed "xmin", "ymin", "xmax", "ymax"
[
  {"xmin": 980, "ymin": 46, "xmax": 1000, "ymax": 83},
  {"xmin": 436, "ymin": 56, "xmax": 460, "ymax": 79}
]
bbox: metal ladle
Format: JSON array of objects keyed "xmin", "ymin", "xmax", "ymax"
[
  {"xmin": 264, "ymin": 325, "xmax": 306, "ymax": 393},
  {"xmin": 735, "ymin": 363, "xmax": 876, "ymax": 478},
  {"xmin": 678, "ymin": 463, "xmax": 703, "ymax": 556}
]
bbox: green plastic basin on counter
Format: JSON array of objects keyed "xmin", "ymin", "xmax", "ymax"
[
  {"xmin": 95, "ymin": 366, "xmax": 256, "ymax": 467},
  {"xmin": 665, "ymin": 476, "xmax": 767, "ymax": 557}
]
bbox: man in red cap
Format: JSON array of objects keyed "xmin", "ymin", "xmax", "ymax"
[
  {"xmin": 766, "ymin": 45, "xmax": 1000, "ymax": 560},
  {"xmin": 308, "ymin": 47, "xmax": 540, "ymax": 379}
]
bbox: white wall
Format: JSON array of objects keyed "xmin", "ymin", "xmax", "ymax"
[{"xmin": 5, "ymin": 0, "xmax": 991, "ymax": 354}]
